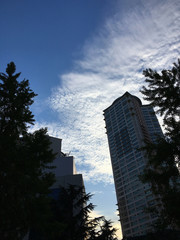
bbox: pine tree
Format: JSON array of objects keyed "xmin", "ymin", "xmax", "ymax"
[
  {"xmin": 50, "ymin": 184, "xmax": 97, "ymax": 240},
  {"xmin": 0, "ymin": 62, "xmax": 56, "ymax": 239},
  {"xmin": 139, "ymin": 59, "xmax": 180, "ymax": 229},
  {"xmin": 97, "ymin": 218, "xmax": 118, "ymax": 240},
  {"xmin": 87, "ymin": 217, "xmax": 104, "ymax": 240},
  {"xmin": 50, "ymin": 184, "xmax": 119, "ymax": 240}
]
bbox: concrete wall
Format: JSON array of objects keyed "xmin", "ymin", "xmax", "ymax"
[
  {"xmin": 50, "ymin": 155, "xmax": 75, "ymax": 177},
  {"xmin": 49, "ymin": 136, "xmax": 62, "ymax": 157},
  {"xmin": 51, "ymin": 174, "xmax": 84, "ymax": 189},
  {"xmin": 48, "ymin": 136, "xmax": 77, "ymax": 177}
]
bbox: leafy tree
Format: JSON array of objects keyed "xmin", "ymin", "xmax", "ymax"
[
  {"xmin": 139, "ymin": 59, "xmax": 180, "ymax": 229},
  {"xmin": 0, "ymin": 62, "xmax": 56, "ymax": 239}
]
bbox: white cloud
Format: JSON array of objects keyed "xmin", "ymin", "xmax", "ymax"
[
  {"xmin": 35, "ymin": 0, "xmax": 180, "ymax": 184},
  {"xmin": 91, "ymin": 190, "xmax": 103, "ymax": 195}
]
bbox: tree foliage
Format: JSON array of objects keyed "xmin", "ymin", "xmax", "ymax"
[
  {"xmin": 48, "ymin": 185, "xmax": 118, "ymax": 240},
  {"xmin": 139, "ymin": 59, "xmax": 180, "ymax": 229},
  {"xmin": 51, "ymin": 185, "xmax": 96, "ymax": 240},
  {"xmin": 0, "ymin": 62, "xmax": 56, "ymax": 239},
  {"xmin": 97, "ymin": 218, "xmax": 118, "ymax": 240},
  {"xmin": 140, "ymin": 59, "xmax": 180, "ymax": 119}
]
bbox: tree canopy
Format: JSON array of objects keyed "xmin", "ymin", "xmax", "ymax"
[
  {"xmin": 45, "ymin": 184, "xmax": 118, "ymax": 240},
  {"xmin": 0, "ymin": 62, "xmax": 56, "ymax": 239},
  {"xmin": 139, "ymin": 59, "xmax": 180, "ymax": 229}
]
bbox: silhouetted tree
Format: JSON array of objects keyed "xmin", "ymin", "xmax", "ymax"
[
  {"xmin": 97, "ymin": 218, "xmax": 118, "ymax": 240},
  {"xmin": 50, "ymin": 185, "xmax": 97, "ymax": 240},
  {"xmin": 139, "ymin": 59, "xmax": 180, "ymax": 229},
  {"xmin": 0, "ymin": 62, "xmax": 56, "ymax": 239},
  {"xmin": 87, "ymin": 217, "xmax": 103, "ymax": 240},
  {"xmin": 50, "ymin": 185, "xmax": 118, "ymax": 240}
]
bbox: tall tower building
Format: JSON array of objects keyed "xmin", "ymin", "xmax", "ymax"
[{"xmin": 103, "ymin": 92, "xmax": 163, "ymax": 238}]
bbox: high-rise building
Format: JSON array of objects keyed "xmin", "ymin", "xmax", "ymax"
[{"xmin": 103, "ymin": 92, "xmax": 163, "ymax": 238}]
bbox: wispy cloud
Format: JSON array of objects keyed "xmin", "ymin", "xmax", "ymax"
[{"xmin": 34, "ymin": 0, "xmax": 180, "ymax": 184}]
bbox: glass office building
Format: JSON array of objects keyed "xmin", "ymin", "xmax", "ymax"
[{"xmin": 104, "ymin": 92, "xmax": 163, "ymax": 238}]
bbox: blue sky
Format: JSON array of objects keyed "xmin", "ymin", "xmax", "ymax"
[{"xmin": 1, "ymin": 0, "xmax": 180, "ymax": 238}]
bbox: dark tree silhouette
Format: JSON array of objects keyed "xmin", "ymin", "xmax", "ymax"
[
  {"xmin": 0, "ymin": 62, "xmax": 56, "ymax": 239},
  {"xmin": 97, "ymin": 218, "xmax": 118, "ymax": 240},
  {"xmin": 50, "ymin": 185, "xmax": 97, "ymax": 240},
  {"xmin": 139, "ymin": 59, "xmax": 180, "ymax": 229},
  {"xmin": 49, "ymin": 185, "xmax": 119, "ymax": 240}
]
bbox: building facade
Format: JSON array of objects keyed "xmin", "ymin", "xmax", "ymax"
[
  {"xmin": 48, "ymin": 136, "xmax": 84, "ymax": 200},
  {"xmin": 104, "ymin": 92, "xmax": 163, "ymax": 238},
  {"xmin": 26, "ymin": 137, "xmax": 85, "ymax": 240}
]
